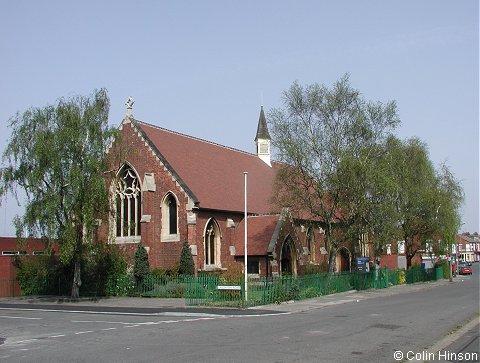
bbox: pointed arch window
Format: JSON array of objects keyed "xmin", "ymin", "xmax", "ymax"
[
  {"xmin": 280, "ymin": 235, "xmax": 296, "ymax": 276},
  {"xmin": 162, "ymin": 193, "xmax": 179, "ymax": 241},
  {"xmin": 115, "ymin": 164, "xmax": 141, "ymax": 238},
  {"xmin": 168, "ymin": 195, "xmax": 177, "ymax": 234},
  {"xmin": 204, "ymin": 219, "xmax": 221, "ymax": 268}
]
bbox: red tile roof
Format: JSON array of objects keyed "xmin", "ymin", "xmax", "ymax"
[
  {"xmin": 135, "ymin": 120, "xmax": 281, "ymax": 214},
  {"xmin": 234, "ymin": 215, "xmax": 281, "ymax": 256}
]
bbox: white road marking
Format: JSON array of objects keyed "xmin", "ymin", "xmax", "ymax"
[
  {"xmin": 101, "ymin": 328, "xmax": 117, "ymax": 331},
  {"xmin": 75, "ymin": 331, "xmax": 94, "ymax": 335},
  {"xmin": 14, "ymin": 339, "xmax": 38, "ymax": 344},
  {"xmin": 49, "ymin": 335, "xmax": 66, "ymax": 338},
  {"xmin": 0, "ymin": 315, "xmax": 42, "ymax": 320},
  {"xmin": 72, "ymin": 320, "xmax": 136, "ymax": 325},
  {"xmin": 307, "ymin": 330, "xmax": 329, "ymax": 335}
]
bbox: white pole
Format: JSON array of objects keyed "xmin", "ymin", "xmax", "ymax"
[{"xmin": 244, "ymin": 171, "xmax": 248, "ymax": 303}]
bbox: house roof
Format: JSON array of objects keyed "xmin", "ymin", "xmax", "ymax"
[
  {"xmin": 134, "ymin": 119, "xmax": 281, "ymax": 214},
  {"xmin": 234, "ymin": 215, "xmax": 281, "ymax": 256},
  {"xmin": 456, "ymin": 233, "xmax": 480, "ymax": 244}
]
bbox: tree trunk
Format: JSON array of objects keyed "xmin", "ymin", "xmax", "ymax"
[
  {"xmin": 328, "ymin": 248, "xmax": 337, "ymax": 273},
  {"xmin": 406, "ymin": 252, "xmax": 414, "ymax": 270},
  {"xmin": 325, "ymin": 230, "xmax": 336, "ymax": 273},
  {"xmin": 71, "ymin": 254, "xmax": 82, "ymax": 299},
  {"xmin": 71, "ymin": 225, "xmax": 83, "ymax": 299},
  {"xmin": 405, "ymin": 236, "xmax": 413, "ymax": 270}
]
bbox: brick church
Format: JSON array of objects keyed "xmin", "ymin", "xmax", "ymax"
[{"xmin": 103, "ymin": 100, "xmax": 352, "ymax": 277}]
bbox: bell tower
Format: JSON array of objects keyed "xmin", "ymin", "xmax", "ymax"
[{"xmin": 255, "ymin": 106, "xmax": 271, "ymax": 167}]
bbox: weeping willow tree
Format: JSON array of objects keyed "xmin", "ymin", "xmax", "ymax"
[{"xmin": 0, "ymin": 89, "xmax": 118, "ymax": 298}]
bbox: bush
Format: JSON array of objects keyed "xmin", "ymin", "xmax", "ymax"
[
  {"xmin": 271, "ymin": 278, "xmax": 300, "ymax": 303},
  {"xmin": 304, "ymin": 264, "xmax": 323, "ymax": 275},
  {"xmin": 299, "ymin": 286, "xmax": 320, "ymax": 300},
  {"xmin": 178, "ymin": 240, "xmax": 195, "ymax": 276},
  {"xmin": 80, "ymin": 242, "xmax": 128, "ymax": 296},
  {"xmin": 105, "ymin": 274, "xmax": 135, "ymax": 296},
  {"xmin": 286, "ymin": 280, "xmax": 300, "ymax": 300},
  {"xmin": 133, "ymin": 244, "xmax": 150, "ymax": 284},
  {"xmin": 14, "ymin": 254, "xmax": 64, "ymax": 295},
  {"xmin": 151, "ymin": 267, "xmax": 178, "ymax": 276},
  {"xmin": 141, "ymin": 279, "xmax": 185, "ymax": 298},
  {"xmin": 219, "ymin": 264, "xmax": 243, "ymax": 285}
]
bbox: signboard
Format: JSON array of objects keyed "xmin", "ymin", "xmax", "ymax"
[
  {"xmin": 356, "ymin": 257, "xmax": 370, "ymax": 272},
  {"xmin": 217, "ymin": 285, "xmax": 241, "ymax": 291}
]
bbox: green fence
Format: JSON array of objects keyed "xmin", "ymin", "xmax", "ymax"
[
  {"xmin": 185, "ymin": 270, "xmax": 393, "ymax": 307},
  {"xmin": 244, "ymin": 272, "xmax": 354, "ymax": 307},
  {"xmin": 184, "ymin": 275, "xmax": 243, "ymax": 307},
  {"xmin": 183, "ymin": 273, "xmax": 356, "ymax": 307},
  {"xmin": 5, "ymin": 265, "xmax": 439, "ymax": 303},
  {"xmin": 405, "ymin": 267, "xmax": 436, "ymax": 284},
  {"xmin": 104, "ymin": 267, "xmax": 439, "ymax": 307}
]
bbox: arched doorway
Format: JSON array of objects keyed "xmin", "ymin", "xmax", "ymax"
[
  {"xmin": 280, "ymin": 236, "xmax": 297, "ymax": 276},
  {"xmin": 335, "ymin": 247, "xmax": 351, "ymax": 272}
]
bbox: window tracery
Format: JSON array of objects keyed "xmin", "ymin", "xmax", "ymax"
[{"xmin": 115, "ymin": 165, "xmax": 141, "ymax": 238}]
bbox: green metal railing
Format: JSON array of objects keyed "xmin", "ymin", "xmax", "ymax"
[
  {"xmin": 5, "ymin": 266, "xmax": 439, "ymax": 302},
  {"xmin": 244, "ymin": 272, "xmax": 354, "ymax": 307},
  {"xmin": 184, "ymin": 275, "xmax": 243, "ymax": 307},
  {"xmin": 405, "ymin": 267, "xmax": 435, "ymax": 284},
  {"xmin": 103, "ymin": 266, "xmax": 439, "ymax": 307}
]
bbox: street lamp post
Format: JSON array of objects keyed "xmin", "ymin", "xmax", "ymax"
[
  {"xmin": 244, "ymin": 172, "xmax": 248, "ymax": 303},
  {"xmin": 448, "ymin": 242, "xmax": 453, "ymax": 282}
]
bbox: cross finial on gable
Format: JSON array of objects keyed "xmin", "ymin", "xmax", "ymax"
[{"xmin": 125, "ymin": 96, "xmax": 135, "ymax": 117}]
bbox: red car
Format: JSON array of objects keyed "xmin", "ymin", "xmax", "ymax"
[{"xmin": 458, "ymin": 263, "xmax": 472, "ymax": 275}]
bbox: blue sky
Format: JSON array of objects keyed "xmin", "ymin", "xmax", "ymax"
[{"xmin": 0, "ymin": 1, "xmax": 478, "ymax": 235}]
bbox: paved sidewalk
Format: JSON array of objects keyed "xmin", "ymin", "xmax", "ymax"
[
  {"xmin": 408, "ymin": 317, "xmax": 480, "ymax": 362},
  {"xmin": 0, "ymin": 295, "xmax": 188, "ymax": 309}
]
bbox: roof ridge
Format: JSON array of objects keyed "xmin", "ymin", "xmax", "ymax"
[{"xmin": 135, "ymin": 119, "xmax": 258, "ymax": 158}]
